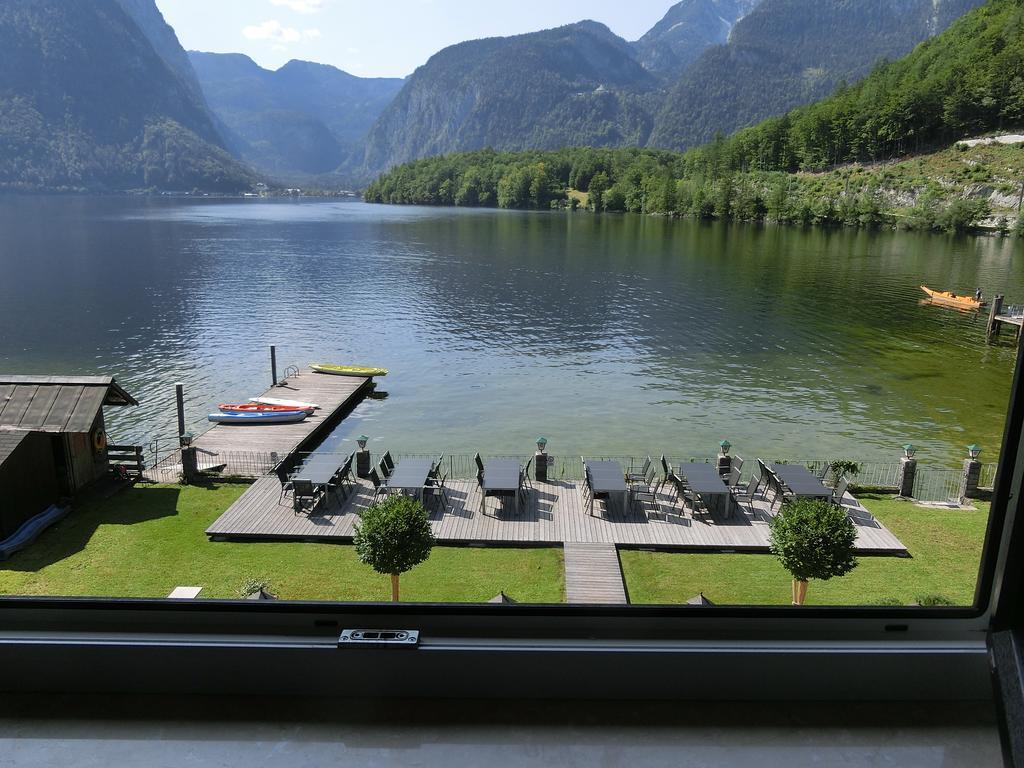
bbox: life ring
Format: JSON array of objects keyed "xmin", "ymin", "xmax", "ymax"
[{"xmin": 92, "ymin": 428, "xmax": 107, "ymax": 454}]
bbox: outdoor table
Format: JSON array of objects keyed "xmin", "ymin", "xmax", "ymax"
[
  {"xmin": 771, "ymin": 463, "xmax": 832, "ymax": 499},
  {"xmin": 676, "ymin": 462, "xmax": 733, "ymax": 517},
  {"xmin": 482, "ymin": 458, "xmax": 522, "ymax": 515},
  {"xmin": 290, "ymin": 453, "xmax": 343, "ymax": 512},
  {"xmin": 387, "ymin": 458, "xmax": 435, "ymax": 502},
  {"xmin": 587, "ymin": 460, "xmax": 628, "ymax": 513}
]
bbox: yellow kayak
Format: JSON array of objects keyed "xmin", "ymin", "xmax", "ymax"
[
  {"xmin": 920, "ymin": 285, "xmax": 985, "ymax": 310},
  {"xmin": 310, "ymin": 363, "xmax": 388, "ymax": 377}
]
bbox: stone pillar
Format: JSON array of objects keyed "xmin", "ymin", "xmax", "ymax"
[
  {"xmin": 356, "ymin": 450, "xmax": 371, "ymax": 479},
  {"xmin": 898, "ymin": 456, "xmax": 917, "ymax": 498},
  {"xmin": 181, "ymin": 446, "xmax": 198, "ymax": 484},
  {"xmin": 535, "ymin": 451, "xmax": 548, "ymax": 483},
  {"xmin": 960, "ymin": 459, "xmax": 982, "ymax": 501},
  {"xmin": 717, "ymin": 452, "xmax": 731, "ymax": 478}
]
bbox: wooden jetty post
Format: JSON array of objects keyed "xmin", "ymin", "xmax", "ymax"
[
  {"xmin": 987, "ymin": 295, "xmax": 1005, "ymax": 342},
  {"xmin": 175, "ymin": 383, "xmax": 186, "ymax": 438},
  {"xmin": 175, "ymin": 383, "xmax": 198, "ymax": 483},
  {"xmin": 270, "ymin": 345, "xmax": 278, "ymax": 386}
]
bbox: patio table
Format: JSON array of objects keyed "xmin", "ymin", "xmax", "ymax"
[
  {"xmin": 387, "ymin": 458, "xmax": 435, "ymax": 502},
  {"xmin": 770, "ymin": 463, "xmax": 832, "ymax": 499},
  {"xmin": 676, "ymin": 462, "xmax": 733, "ymax": 517},
  {"xmin": 587, "ymin": 460, "xmax": 628, "ymax": 513},
  {"xmin": 482, "ymin": 459, "xmax": 522, "ymax": 515}
]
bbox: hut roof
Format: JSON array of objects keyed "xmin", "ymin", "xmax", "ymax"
[{"xmin": 0, "ymin": 375, "xmax": 137, "ymax": 433}]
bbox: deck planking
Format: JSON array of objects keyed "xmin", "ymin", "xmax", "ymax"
[
  {"xmin": 206, "ymin": 477, "xmax": 908, "ymax": 555},
  {"xmin": 563, "ymin": 543, "xmax": 628, "ymax": 604},
  {"xmin": 190, "ymin": 369, "xmax": 371, "ymax": 464}
]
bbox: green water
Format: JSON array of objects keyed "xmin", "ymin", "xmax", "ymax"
[{"xmin": 0, "ymin": 196, "xmax": 1018, "ymax": 466}]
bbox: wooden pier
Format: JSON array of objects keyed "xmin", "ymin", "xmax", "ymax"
[
  {"xmin": 147, "ymin": 368, "xmax": 373, "ymax": 480},
  {"xmin": 205, "ymin": 475, "xmax": 908, "ymax": 555},
  {"xmin": 987, "ymin": 294, "xmax": 1023, "ymax": 344}
]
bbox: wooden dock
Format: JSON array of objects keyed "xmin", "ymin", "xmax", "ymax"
[
  {"xmin": 147, "ymin": 369, "xmax": 372, "ymax": 480},
  {"xmin": 987, "ymin": 294, "xmax": 1023, "ymax": 344},
  {"xmin": 205, "ymin": 475, "xmax": 908, "ymax": 555}
]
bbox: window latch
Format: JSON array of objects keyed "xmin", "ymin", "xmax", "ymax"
[{"xmin": 338, "ymin": 629, "xmax": 419, "ymax": 647}]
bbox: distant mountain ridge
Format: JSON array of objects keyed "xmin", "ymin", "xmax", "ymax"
[
  {"xmin": 189, "ymin": 52, "xmax": 403, "ymax": 178},
  {"xmin": 633, "ymin": 0, "xmax": 761, "ymax": 76},
  {"xmin": 0, "ymin": 0, "xmax": 253, "ymax": 191},
  {"xmin": 646, "ymin": 0, "xmax": 988, "ymax": 151},
  {"xmin": 355, "ymin": 20, "xmax": 659, "ymax": 178}
]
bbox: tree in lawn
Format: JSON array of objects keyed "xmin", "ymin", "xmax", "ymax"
[
  {"xmin": 768, "ymin": 498, "xmax": 858, "ymax": 605},
  {"xmin": 354, "ymin": 495, "xmax": 435, "ymax": 602}
]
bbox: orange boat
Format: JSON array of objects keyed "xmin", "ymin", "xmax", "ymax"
[
  {"xmin": 219, "ymin": 403, "xmax": 316, "ymax": 415},
  {"xmin": 920, "ymin": 285, "xmax": 986, "ymax": 310}
]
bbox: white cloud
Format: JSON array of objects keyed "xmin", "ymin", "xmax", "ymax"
[
  {"xmin": 242, "ymin": 19, "xmax": 302, "ymax": 43},
  {"xmin": 269, "ymin": 0, "xmax": 325, "ymax": 14},
  {"xmin": 303, "ymin": 28, "xmax": 322, "ymax": 39}
]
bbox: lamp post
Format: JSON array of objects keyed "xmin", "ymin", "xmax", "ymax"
[
  {"xmin": 898, "ymin": 443, "xmax": 917, "ymax": 498},
  {"xmin": 535, "ymin": 436, "xmax": 549, "ymax": 483},
  {"xmin": 961, "ymin": 444, "xmax": 982, "ymax": 503},
  {"xmin": 356, "ymin": 434, "xmax": 371, "ymax": 478}
]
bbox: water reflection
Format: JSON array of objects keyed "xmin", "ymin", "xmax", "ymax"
[{"xmin": 0, "ymin": 196, "xmax": 1017, "ymax": 465}]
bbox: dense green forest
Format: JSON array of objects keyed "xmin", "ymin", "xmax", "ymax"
[{"xmin": 365, "ymin": 0, "xmax": 1024, "ymax": 233}]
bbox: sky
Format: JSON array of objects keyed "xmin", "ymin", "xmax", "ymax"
[{"xmin": 156, "ymin": 0, "xmax": 672, "ymax": 79}]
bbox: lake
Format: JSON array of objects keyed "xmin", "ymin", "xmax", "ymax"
[{"xmin": 0, "ymin": 195, "xmax": 1018, "ymax": 467}]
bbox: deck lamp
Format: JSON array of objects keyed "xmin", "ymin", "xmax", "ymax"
[
  {"xmin": 967, "ymin": 444, "xmax": 982, "ymax": 460},
  {"xmin": 719, "ymin": 440, "xmax": 731, "ymax": 456},
  {"xmin": 536, "ymin": 437, "xmax": 548, "ymax": 453},
  {"xmin": 902, "ymin": 444, "xmax": 916, "ymax": 459},
  {"xmin": 356, "ymin": 435, "xmax": 369, "ymax": 451}
]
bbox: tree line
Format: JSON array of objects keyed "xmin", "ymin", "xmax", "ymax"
[{"xmin": 364, "ymin": 0, "xmax": 1023, "ymax": 234}]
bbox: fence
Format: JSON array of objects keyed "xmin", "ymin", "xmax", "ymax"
[
  {"xmin": 979, "ymin": 462, "xmax": 998, "ymax": 491},
  {"xmin": 912, "ymin": 468, "xmax": 964, "ymax": 504}
]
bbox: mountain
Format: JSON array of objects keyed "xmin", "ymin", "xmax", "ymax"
[
  {"xmin": 633, "ymin": 0, "xmax": 762, "ymax": 77},
  {"xmin": 114, "ymin": 0, "xmax": 206, "ymax": 105},
  {"xmin": 189, "ymin": 52, "xmax": 403, "ymax": 177},
  {"xmin": 367, "ymin": 0, "xmax": 1024, "ymax": 235},
  {"xmin": 646, "ymin": 0, "xmax": 988, "ymax": 151},
  {"xmin": 0, "ymin": 0, "xmax": 254, "ymax": 192},
  {"xmin": 356, "ymin": 21, "xmax": 658, "ymax": 178}
]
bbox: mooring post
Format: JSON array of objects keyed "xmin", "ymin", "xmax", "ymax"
[
  {"xmin": 175, "ymin": 383, "xmax": 186, "ymax": 439},
  {"xmin": 987, "ymin": 295, "xmax": 1004, "ymax": 343},
  {"xmin": 270, "ymin": 345, "xmax": 278, "ymax": 386}
]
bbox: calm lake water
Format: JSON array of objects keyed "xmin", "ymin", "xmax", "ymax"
[{"xmin": 0, "ymin": 195, "xmax": 1019, "ymax": 466}]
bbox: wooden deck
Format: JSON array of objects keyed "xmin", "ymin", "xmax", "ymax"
[
  {"xmin": 206, "ymin": 476, "xmax": 908, "ymax": 555},
  {"xmin": 564, "ymin": 543, "xmax": 628, "ymax": 604},
  {"xmin": 185, "ymin": 369, "xmax": 371, "ymax": 474}
]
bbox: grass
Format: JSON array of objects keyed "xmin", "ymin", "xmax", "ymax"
[
  {"xmin": 0, "ymin": 483, "xmax": 565, "ymax": 603},
  {"xmin": 619, "ymin": 494, "xmax": 990, "ymax": 606}
]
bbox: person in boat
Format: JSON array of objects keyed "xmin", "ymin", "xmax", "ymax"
[{"xmin": 976, "ymin": 288, "xmax": 983, "ymax": 302}]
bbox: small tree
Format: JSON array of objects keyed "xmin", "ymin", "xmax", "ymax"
[
  {"xmin": 354, "ymin": 495, "xmax": 435, "ymax": 602},
  {"xmin": 828, "ymin": 459, "xmax": 861, "ymax": 488},
  {"xmin": 769, "ymin": 499, "xmax": 858, "ymax": 605}
]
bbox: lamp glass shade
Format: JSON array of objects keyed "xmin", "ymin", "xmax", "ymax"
[
  {"xmin": 719, "ymin": 440, "xmax": 731, "ymax": 455},
  {"xmin": 967, "ymin": 444, "xmax": 981, "ymax": 460},
  {"xmin": 536, "ymin": 436, "xmax": 548, "ymax": 452},
  {"xmin": 181, "ymin": 431, "xmax": 194, "ymax": 447},
  {"xmin": 356, "ymin": 435, "xmax": 369, "ymax": 450},
  {"xmin": 902, "ymin": 443, "xmax": 916, "ymax": 459}
]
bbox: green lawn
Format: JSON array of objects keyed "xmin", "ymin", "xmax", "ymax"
[
  {"xmin": 620, "ymin": 495, "xmax": 990, "ymax": 606},
  {"xmin": 0, "ymin": 483, "xmax": 565, "ymax": 603}
]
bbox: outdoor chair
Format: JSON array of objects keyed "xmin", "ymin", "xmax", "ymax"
[
  {"xmin": 291, "ymin": 478, "xmax": 318, "ymax": 516},
  {"xmin": 275, "ymin": 462, "xmax": 295, "ymax": 506},
  {"xmin": 381, "ymin": 451, "xmax": 395, "ymax": 474},
  {"xmin": 521, "ymin": 456, "xmax": 533, "ymax": 490},
  {"xmin": 435, "ymin": 454, "xmax": 445, "ymax": 474},
  {"xmin": 632, "ymin": 477, "xmax": 664, "ymax": 520},
  {"xmin": 831, "ymin": 476, "xmax": 850, "ymax": 507},
  {"xmin": 338, "ymin": 452, "xmax": 355, "ymax": 487},
  {"xmin": 732, "ymin": 456, "xmax": 745, "ymax": 474},
  {"xmin": 368, "ymin": 467, "xmax": 390, "ymax": 500},
  {"xmin": 727, "ymin": 465, "xmax": 742, "ymax": 489},
  {"xmin": 755, "ymin": 459, "xmax": 771, "ymax": 498},
  {"xmin": 627, "ymin": 456, "xmax": 652, "ymax": 484},
  {"xmin": 685, "ymin": 489, "xmax": 710, "ymax": 519},
  {"xmin": 660, "ymin": 454, "xmax": 672, "ymax": 482},
  {"xmin": 474, "ymin": 452, "xmax": 485, "ymax": 476},
  {"xmin": 730, "ymin": 475, "xmax": 760, "ymax": 514},
  {"xmin": 424, "ymin": 470, "xmax": 450, "ymax": 512}
]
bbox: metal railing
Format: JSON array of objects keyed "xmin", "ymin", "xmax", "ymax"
[
  {"xmin": 979, "ymin": 462, "xmax": 998, "ymax": 491},
  {"xmin": 911, "ymin": 468, "xmax": 963, "ymax": 504}
]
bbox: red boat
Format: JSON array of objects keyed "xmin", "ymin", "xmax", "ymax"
[{"xmin": 218, "ymin": 403, "xmax": 316, "ymax": 415}]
